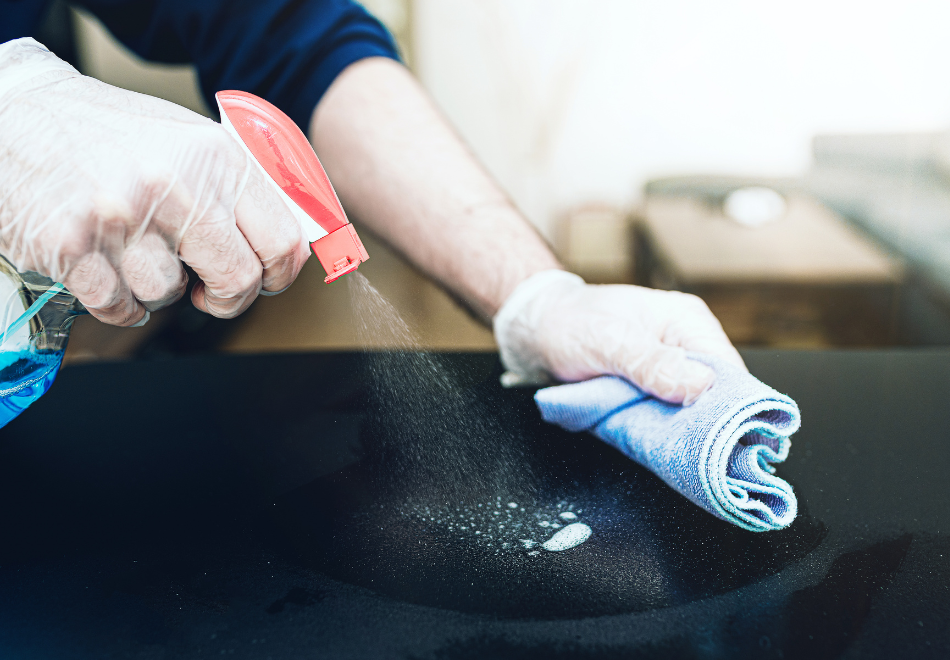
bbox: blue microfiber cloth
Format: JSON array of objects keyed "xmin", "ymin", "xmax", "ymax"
[{"xmin": 534, "ymin": 355, "xmax": 800, "ymax": 532}]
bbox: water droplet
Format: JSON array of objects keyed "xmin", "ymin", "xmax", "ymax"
[{"xmin": 542, "ymin": 523, "xmax": 592, "ymax": 552}]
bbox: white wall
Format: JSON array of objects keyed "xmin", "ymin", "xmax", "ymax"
[{"xmin": 414, "ymin": 0, "xmax": 950, "ymax": 238}]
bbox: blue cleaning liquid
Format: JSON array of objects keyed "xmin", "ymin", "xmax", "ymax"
[{"xmin": 0, "ymin": 350, "xmax": 64, "ymax": 429}]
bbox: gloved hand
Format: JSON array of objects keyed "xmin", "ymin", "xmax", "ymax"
[
  {"xmin": 0, "ymin": 38, "xmax": 309, "ymax": 326},
  {"xmin": 493, "ymin": 270, "xmax": 746, "ymax": 405}
]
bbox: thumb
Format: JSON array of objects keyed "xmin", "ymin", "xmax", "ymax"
[{"xmin": 619, "ymin": 342, "xmax": 715, "ymax": 406}]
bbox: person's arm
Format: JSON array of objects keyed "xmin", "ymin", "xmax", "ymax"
[
  {"xmin": 309, "ymin": 57, "xmax": 746, "ymax": 404},
  {"xmin": 309, "ymin": 57, "xmax": 561, "ymax": 320}
]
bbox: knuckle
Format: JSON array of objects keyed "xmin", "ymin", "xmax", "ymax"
[
  {"xmin": 120, "ymin": 239, "xmax": 183, "ymax": 301},
  {"xmin": 204, "ymin": 290, "xmax": 253, "ymax": 319},
  {"xmin": 140, "ymin": 169, "xmax": 177, "ymax": 204},
  {"xmin": 234, "ymin": 262, "xmax": 263, "ymax": 293},
  {"xmin": 269, "ymin": 231, "xmax": 303, "ymax": 263},
  {"xmin": 89, "ymin": 189, "xmax": 135, "ymax": 227},
  {"xmin": 65, "ymin": 253, "xmax": 122, "ymax": 309},
  {"xmin": 129, "ymin": 268, "xmax": 186, "ymax": 306},
  {"xmin": 113, "ymin": 307, "xmax": 145, "ymax": 327},
  {"xmin": 75, "ymin": 288, "xmax": 115, "ymax": 310},
  {"xmin": 213, "ymin": 262, "xmax": 261, "ymax": 300},
  {"xmin": 53, "ymin": 220, "xmax": 95, "ymax": 264},
  {"xmin": 90, "ymin": 305, "xmax": 141, "ymax": 328},
  {"xmin": 209, "ymin": 304, "xmax": 244, "ymax": 320},
  {"xmin": 673, "ymin": 291, "xmax": 711, "ymax": 312}
]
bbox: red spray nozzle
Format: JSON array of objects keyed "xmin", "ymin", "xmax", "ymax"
[{"xmin": 215, "ymin": 90, "xmax": 368, "ymax": 283}]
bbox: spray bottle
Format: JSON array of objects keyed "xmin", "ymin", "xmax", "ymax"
[
  {"xmin": 0, "ymin": 91, "xmax": 368, "ymax": 429},
  {"xmin": 0, "ymin": 257, "xmax": 84, "ymax": 427}
]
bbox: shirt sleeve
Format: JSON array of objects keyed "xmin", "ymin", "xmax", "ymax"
[{"xmin": 74, "ymin": 0, "xmax": 401, "ymax": 130}]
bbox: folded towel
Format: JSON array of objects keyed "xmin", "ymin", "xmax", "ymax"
[{"xmin": 534, "ymin": 355, "xmax": 800, "ymax": 532}]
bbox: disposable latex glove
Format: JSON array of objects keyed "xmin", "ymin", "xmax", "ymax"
[
  {"xmin": 0, "ymin": 38, "xmax": 309, "ymax": 326},
  {"xmin": 493, "ymin": 270, "xmax": 747, "ymax": 405}
]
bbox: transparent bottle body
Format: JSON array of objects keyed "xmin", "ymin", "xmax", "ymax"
[{"xmin": 0, "ymin": 255, "xmax": 84, "ymax": 428}]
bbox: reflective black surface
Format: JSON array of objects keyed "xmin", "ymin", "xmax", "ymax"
[
  {"xmin": 0, "ymin": 350, "xmax": 948, "ymax": 658},
  {"xmin": 267, "ymin": 422, "xmax": 825, "ymax": 619}
]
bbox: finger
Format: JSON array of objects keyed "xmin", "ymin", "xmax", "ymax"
[
  {"xmin": 121, "ymin": 232, "xmax": 188, "ymax": 311},
  {"xmin": 670, "ymin": 322, "xmax": 747, "ymax": 372},
  {"xmin": 233, "ymin": 165, "xmax": 310, "ymax": 294},
  {"xmin": 178, "ymin": 210, "xmax": 263, "ymax": 318},
  {"xmin": 63, "ymin": 251, "xmax": 146, "ymax": 326},
  {"xmin": 619, "ymin": 341, "xmax": 716, "ymax": 406},
  {"xmin": 664, "ymin": 296, "xmax": 747, "ymax": 372}
]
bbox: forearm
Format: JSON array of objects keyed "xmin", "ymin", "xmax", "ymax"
[{"xmin": 308, "ymin": 57, "xmax": 562, "ymax": 321}]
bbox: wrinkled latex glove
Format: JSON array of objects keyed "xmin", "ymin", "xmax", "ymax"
[
  {"xmin": 493, "ymin": 270, "xmax": 747, "ymax": 405},
  {"xmin": 0, "ymin": 38, "xmax": 309, "ymax": 326}
]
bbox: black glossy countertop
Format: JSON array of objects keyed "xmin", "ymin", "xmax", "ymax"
[{"xmin": 0, "ymin": 349, "xmax": 948, "ymax": 659}]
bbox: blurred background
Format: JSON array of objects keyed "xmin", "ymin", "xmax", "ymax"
[{"xmin": 37, "ymin": 0, "xmax": 950, "ymax": 362}]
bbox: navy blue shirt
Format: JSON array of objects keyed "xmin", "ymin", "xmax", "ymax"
[{"xmin": 1, "ymin": 0, "xmax": 400, "ymax": 130}]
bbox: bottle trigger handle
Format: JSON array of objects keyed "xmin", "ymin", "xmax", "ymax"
[{"xmin": 215, "ymin": 90, "xmax": 368, "ymax": 283}]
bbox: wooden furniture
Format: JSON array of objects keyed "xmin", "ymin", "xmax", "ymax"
[{"xmin": 635, "ymin": 194, "xmax": 905, "ymax": 347}]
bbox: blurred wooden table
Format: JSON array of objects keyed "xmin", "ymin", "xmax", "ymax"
[{"xmin": 636, "ymin": 194, "xmax": 905, "ymax": 347}]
